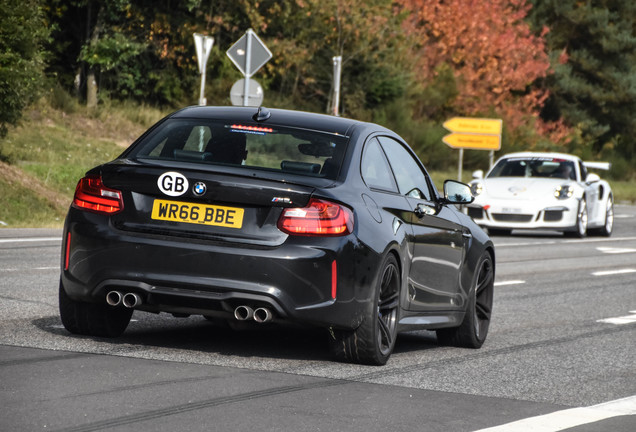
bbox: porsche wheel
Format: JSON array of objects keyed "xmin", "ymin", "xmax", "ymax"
[
  {"xmin": 565, "ymin": 198, "xmax": 588, "ymax": 238},
  {"xmin": 329, "ymin": 254, "xmax": 400, "ymax": 365},
  {"xmin": 437, "ymin": 252, "xmax": 494, "ymax": 348},
  {"xmin": 590, "ymin": 196, "xmax": 614, "ymax": 237}
]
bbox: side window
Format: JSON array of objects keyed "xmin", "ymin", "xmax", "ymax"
[
  {"xmin": 578, "ymin": 161, "xmax": 587, "ymax": 182},
  {"xmin": 378, "ymin": 136, "xmax": 432, "ymax": 201},
  {"xmin": 361, "ymin": 138, "xmax": 398, "ymax": 192}
]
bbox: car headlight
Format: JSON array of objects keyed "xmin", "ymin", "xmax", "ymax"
[
  {"xmin": 554, "ymin": 185, "xmax": 573, "ymax": 200},
  {"xmin": 471, "ymin": 182, "xmax": 483, "ymax": 196}
]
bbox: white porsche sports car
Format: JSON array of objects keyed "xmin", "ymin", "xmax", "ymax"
[{"xmin": 467, "ymin": 152, "xmax": 613, "ymax": 237}]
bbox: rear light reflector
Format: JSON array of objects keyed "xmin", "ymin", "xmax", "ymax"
[
  {"xmin": 64, "ymin": 232, "xmax": 71, "ymax": 271},
  {"xmin": 277, "ymin": 198, "xmax": 353, "ymax": 236},
  {"xmin": 331, "ymin": 260, "xmax": 337, "ymax": 299},
  {"xmin": 72, "ymin": 175, "xmax": 124, "ymax": 214}
]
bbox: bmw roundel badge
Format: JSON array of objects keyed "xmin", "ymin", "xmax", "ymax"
[{"xmin": 193, "ymin": 182, "xmax": 207, "ymax": 196}]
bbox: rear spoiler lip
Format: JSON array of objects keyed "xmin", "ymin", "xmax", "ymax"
[{"xmin": 583, "ymin": 161, "xmax": 611, "ymax": 170}]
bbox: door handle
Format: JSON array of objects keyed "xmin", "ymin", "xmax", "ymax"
[{"xmin": 414, "ymin": 203, "xmax": 437, "ymax": 218}]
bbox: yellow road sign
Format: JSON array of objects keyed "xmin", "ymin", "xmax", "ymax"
[
  {"xmin": 443, "ymin": 117, "xmax": 502, "ymax": 135},
  {"xmin": 443, "ymin": 133, "xmax": 501, "ymax": 150}
]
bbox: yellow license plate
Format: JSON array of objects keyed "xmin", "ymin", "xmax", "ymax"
[{"xmin": 151, "ymin": 199, "xmax": 244, "ymax": 228}]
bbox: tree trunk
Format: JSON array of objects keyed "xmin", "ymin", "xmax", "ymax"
[{"xmin": 86, "ymin": 4, "xmax": 104, "ymax": 108}]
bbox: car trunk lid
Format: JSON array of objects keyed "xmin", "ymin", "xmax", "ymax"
[{"xmin": 101, "ymin": 161, "xmax": 316, "ymax": 247}]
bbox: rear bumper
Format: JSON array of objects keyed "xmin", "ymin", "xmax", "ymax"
[{"xmin": 61, "ymin": 210, "xmax": 375, "ymax": 330}]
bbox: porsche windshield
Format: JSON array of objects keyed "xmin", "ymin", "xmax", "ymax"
[
  {"xmin": 488, "ymin": 158, "xmax": 576, "ymax": 180},
  {"xmin": 126, "ymin": 119, "xmax": 349, "ymax": 180}
]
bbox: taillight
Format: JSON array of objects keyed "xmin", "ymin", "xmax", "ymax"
[
  {"xmin": 277, "ymin": 198, "xmax": 353, "ymax": 236},
  {"xmin": 72, "ymin": 175, "xmax": 123, "ymax": 214}
]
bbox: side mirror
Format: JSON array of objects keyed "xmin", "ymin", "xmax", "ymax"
[
  {"xmin": 585, "ymin": 173, "xmax": 600, "ymax": 184},
  {"xmin": 472, "ymin": 169, "xmax": 484, "ymax": 180},
  {"xmin": 443, "ymin": 180, "xmax": 475, "ymax": 204}
]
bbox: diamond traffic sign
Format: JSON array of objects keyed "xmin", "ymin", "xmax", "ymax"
[{"xmin": 226, "ymin": 29, "xmax": 272, "ymax": 77}]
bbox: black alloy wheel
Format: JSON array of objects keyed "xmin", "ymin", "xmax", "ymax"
[
  {"xmin": 437, "ymin": 252, "xmax": 494, "ymax": 348},
  {"xmin": 329, "ymin": 254, "xmax": 400, "ymax": 365}
]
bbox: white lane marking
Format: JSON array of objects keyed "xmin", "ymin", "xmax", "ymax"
[
  {"xmin": 494, "ymin": 280, "xmax": 525, "ymax": 287},
  {"xmin": 0, "ymin": 237, "xmax": 62, "ymax": 243},
  {"xmin": 597, "ymin": 311, "xmax": 636, "ymax": 325},
  {"xmin": 498, "ymin": 241, "xmax": 558, "ymax": 247},
  {"xmin": 496, "ymin": 236, "xmax": 636, "ymax": 247},
  {"xmin": 614, "ymin": 214, "xmax": 634, "ymax": 219},
  {"xmin": 597, "ymin": 246, "xmax": 636, "ymax": 254},
  {"xmin": 0, "ymin": 267, "xmax": 58, "ymax": 272},
  {"xmin": 474, "ymin": 395, "xmax": 636, "ymax": 432},
  {"xmin": 592, "ymin": 269, "xmax": 636, "ymax": 276}
]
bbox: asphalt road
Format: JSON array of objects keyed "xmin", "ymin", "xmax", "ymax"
[{"xmin": 1, "ymin": 205, "xmax": 635, "ymax": 431}]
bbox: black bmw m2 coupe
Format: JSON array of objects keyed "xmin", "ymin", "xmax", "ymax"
[{"xmin": 60, "ymin": 106, "xmax": 494, "ymax": 365}]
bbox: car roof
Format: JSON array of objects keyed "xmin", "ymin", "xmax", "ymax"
[
  {"xmin": 499, "ymin": 152, "xmax": 581, "ymax": 162},
  {"xmin": 169, "ymin": 105, "xmax": 370, "ymax": 137}
]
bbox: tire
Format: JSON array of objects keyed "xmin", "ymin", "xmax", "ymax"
[
  {"xmin": 328, "ymin": 254, "xmax": 400, "ymax": 365},
  {"xmin": 564, "ymin": 198, "xmax": 588, "ymax": 238},
  {"xmin": 436, "ymin": 252, "xmax": 494, "ymax": 348},
  {"xmin": 59, "ymin": 280, "xmax": 132, "ymax": 337},
  {"xmin": 590, "ymin": 196, "xmax": 614, "ymax": 237}
]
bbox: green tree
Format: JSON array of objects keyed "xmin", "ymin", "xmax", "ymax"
[
  {"xmin": 45, "ymin": 0, "xmax": 202, "ymax": 106},
  {"xmin": 233, "ymin": 0, "xmax": 412, "ymax": 118},
  {"xmin": 528, "ymin": 0, "xmax": 636, "ymax": 161},
  {"xmin": 0, "ymin": 0, "xmax": 49, "ymax": 139}
]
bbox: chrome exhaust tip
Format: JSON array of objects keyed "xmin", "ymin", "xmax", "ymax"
[
  {"xmin": 106, "ymin": 291, "xmax": 123, "ymax": 307},
  {"xmin": 253, "ymin": 307, "xmax": 273, "ymax": 323},
  {"xmin": 234, "ymin": 305, "xmax": 254, "ymax": 321},
  {"xmin": 122, "ymin": 292, "xmax": 142, "ymax": 308}
]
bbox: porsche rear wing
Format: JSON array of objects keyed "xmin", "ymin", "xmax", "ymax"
[{"xmin": 583, "ymin": 161, "xmax": 611, "ymax": 171}]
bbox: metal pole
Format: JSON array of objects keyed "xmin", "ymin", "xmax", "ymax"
[
  {"xmin": 332, "ymin": 56, "xmax": 342, "ymax": 116},
  {"xmin": 199, "ymin": 71, "xmax": 206, "ymax": 106},
  {"xmin": 458, "ymin": 149, "xmax": 464, "ymax": 182},
  {"xmin": 243, "ymin": 30, "xmax": 253, "ymax": 106}
]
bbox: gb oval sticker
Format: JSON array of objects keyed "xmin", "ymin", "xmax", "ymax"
[{"xmin": 158, "ymin": 172, "xmax": 189, "ymax": 197}]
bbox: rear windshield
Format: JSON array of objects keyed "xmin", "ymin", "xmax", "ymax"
[
  {"xmin": 488, "ymin": 157, "xmax": 576, "ymax": 180},
  {"xmin": 126, "ymin": 119, "xmax": 348, "ymax": 180}
]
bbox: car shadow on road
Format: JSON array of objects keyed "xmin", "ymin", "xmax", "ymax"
[{"xmin": 33, "ymin": 314, "xmax": 442, "ymax": 363}]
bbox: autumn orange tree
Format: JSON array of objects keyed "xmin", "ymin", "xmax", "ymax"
[{"xmin": 399, "ymin": 0, "xmax": 569, "ymax": 147}]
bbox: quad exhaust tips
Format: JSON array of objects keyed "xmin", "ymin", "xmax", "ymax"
[
  {"xmin": 107, "ymin": 292, "xmax": 273, "ymax": 322},
  {"xmin": 234, "ymin": 305, "xmax": 273, "ymax": 323},
  {"xmin": 106, "ymin": 291, "xmax": 142, "ymax": 308}
]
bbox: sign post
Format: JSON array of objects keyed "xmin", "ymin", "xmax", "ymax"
[
  {"xmin": 442, "ymin": 117, "xmax": 502, "ymax": 181},
  {"xmin": 193, "ymin": 33, "xmax": 214, "ymax": 106},
  {"xmin": 227, "ymin": 29, "xmax": 272, "ymax": 106},
  {"xmin": 331, "ymin": 56, "xmax": 342, "ymax": 116}
]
